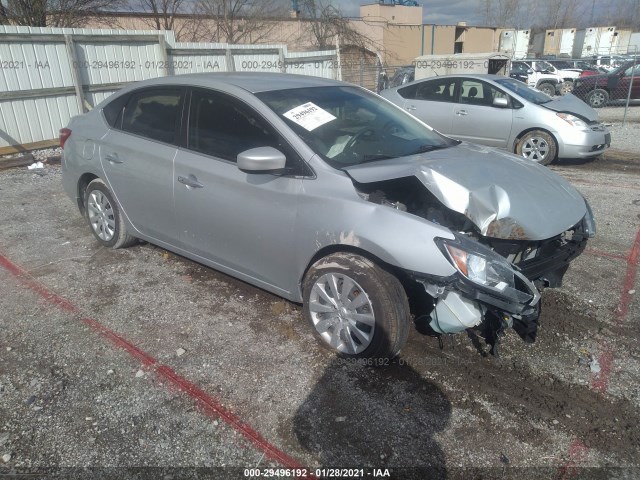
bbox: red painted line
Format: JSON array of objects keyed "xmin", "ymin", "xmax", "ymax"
[
  {"xmin": 0, "ymin": 250, "xmax": 313, "ymax": 477},
  {"xmin": 615, "ymin": 227, "xmax": 640, "ymax": 325},
  {"xmin": 559, "ymin": 228, "xmax": 640, "ymax": 476},
  {"xmin": 584, "ymin": 248, "xmax": 628, "ymax": 262},
  {"xmin": 591, "ymin": 227, "xmax": 640, "ymax": 393},
  {"xmin": 557, "ymin": 439, "xmax": 589, "ymax": 480}
]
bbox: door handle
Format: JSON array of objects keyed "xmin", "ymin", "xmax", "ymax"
[
  {"xmin": 105, "ymin": 153, "xmax": 123, "ymax": 164},
  {"xmin": 455, "ymin": 110, "xmax": 468, "ymax": 116},
  {"xmin": 405, "ymin": 105, "xmax": 417, "ymax": 111},
  {"xmin": 178, "ymin": 175, "xmax": 204, "ymax": 189}
]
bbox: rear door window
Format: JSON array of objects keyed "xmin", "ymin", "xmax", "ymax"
[
  {"xmin": 398, "ymin": 78, "xmax": 457, "ymax": 102},
  {"xmin": 121, "ymin": 88, "xmax": 184, "ymax": 144}
]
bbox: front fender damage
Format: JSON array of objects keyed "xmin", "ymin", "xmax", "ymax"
[{"xmin": 344, "ymin": 154, "xmax": 593, "ymax": 355}]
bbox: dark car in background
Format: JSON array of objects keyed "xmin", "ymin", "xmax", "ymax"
[{"xmin": 573, "ymin": 61, "xmax": 640, "ymax": 107}]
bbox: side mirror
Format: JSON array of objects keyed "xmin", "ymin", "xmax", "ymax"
[
  {"xmin": 527, "ymin": 68, "xmax": 534, "ymax": 75},
  {"xmin": 493, "ymin": 97, "xmax": 509, "ymax": 108},
  {"xmin": 237, "ymin": 146, "xmax": 286, "ymax": 173}
]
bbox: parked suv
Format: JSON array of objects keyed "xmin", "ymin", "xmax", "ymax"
[
  {"xmin": 510, "ymin": 60, "xmax": 564, "ymax": 96},
  {"xmin": 543, "ymin": 59, "xmax": 599, "ymax": 92},
  {"xmin": 573, "ymin": 61, "xmax": 640, "ymax": 107}
]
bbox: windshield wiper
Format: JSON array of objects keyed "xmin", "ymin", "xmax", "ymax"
[
  {"xmin": 360, "ymin": 154, "xmax": 394, "ymax": 163},
  {"xmin": 411, "ymin": 144, "xmax": 449, "ymax": 155}
]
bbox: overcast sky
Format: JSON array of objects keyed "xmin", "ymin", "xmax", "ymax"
[
  {"xmin": 331, "ymin": 0, "xmax": 492, "ymax": 26},
  {"xmin": 326, "ymin": 0, "xmax": 616, "ymax": 27}
]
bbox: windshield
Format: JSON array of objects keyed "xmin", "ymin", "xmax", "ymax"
[
  {"xmin": 495, "ymin": 78, "xmax": 552, "ymax": 105},
  {"xmin": 256, "ymin": 86, "xmax": 455, "ymax": 168},
  {"xmin": 538, "ymin": 60, "xmax": 554, "ymax": 71}
]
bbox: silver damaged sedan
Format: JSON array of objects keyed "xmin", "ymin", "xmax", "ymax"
[{"xmin": 61, "ymin": 73, "xmax": 596, "ymax": 360}]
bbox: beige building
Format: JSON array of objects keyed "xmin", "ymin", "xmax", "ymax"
[{"xmin": 83, "ymin": 4, "xmax": 510, "ymax": 67}]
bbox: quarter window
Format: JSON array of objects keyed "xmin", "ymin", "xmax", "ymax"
[
  {"xmin": 121, "ymin": 89, "xmax": 182, "ymax": 143},
  {"xmin": 102, "ymin": 94, "xmax": 129, "ymax": 128}
]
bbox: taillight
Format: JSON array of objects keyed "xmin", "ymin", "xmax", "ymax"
[{"xmin": 59, "ymin": 128, "xmax": 72, "ymax": 149}]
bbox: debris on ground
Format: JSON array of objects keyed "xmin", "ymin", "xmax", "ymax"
[{"xmin": 590, "ymin": 357, "xmax": 602, "ymax": 374}]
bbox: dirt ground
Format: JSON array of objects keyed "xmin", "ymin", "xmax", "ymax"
[{"xmin": 0, "ymin": 145, "xmax": 639, "ymax": 479}]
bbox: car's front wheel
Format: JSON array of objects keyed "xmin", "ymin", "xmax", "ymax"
[
  {"xmin": 516, "ymin": 130, "xmax": 557, "ymax": 166},
  {"xmin": 303, "ymin": 253, "xmax": 410, "ymax": 361},
  {"xmin": 586, "ymin": 88, "xmax": 609, "ymax": 108},
  {"xmin": 84, "ymin": 179, "xmax": 137, "ymax": 249}
]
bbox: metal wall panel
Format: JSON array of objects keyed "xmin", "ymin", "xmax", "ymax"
[{"xmin": 0, "ymin": 26, "xmax": 337, "ymax": 148}]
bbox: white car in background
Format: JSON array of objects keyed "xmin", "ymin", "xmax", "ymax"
[{"xmin": 510, "ymin": 60, "xmax": 565, "ymax": 96}]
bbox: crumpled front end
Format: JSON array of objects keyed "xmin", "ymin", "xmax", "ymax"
[
  {"xmin": 345, "ymin": 145, "xmax": 596, "ymax": 353},
  {"xmin": 413, "ymin": 211, "xmax": 593, "ymax": 353}
]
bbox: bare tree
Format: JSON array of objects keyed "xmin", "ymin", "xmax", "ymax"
[
  {"xmin": 132, "ymin": 0, "xmax": 186, "ymax": 31},
  {"xmin": 0, "ymin": 0, "xmax": 125, "ymax": 27},
  {"xmin": 194, "ymin": 0, "xmax": 288, "ymax": 44},
  {"xmin": 539, "ymin": 0, "xmax": 587, "ymax": 29},
  {"xmin": 598, "ymin": 0, "xmax": 640, "ymax": 30},
  {"xmin": 130, "ymin": 0, "xmax": 200, "ymax": 40},
  {"xmin": 479, "ymin": 0, "xmax": 524, "ymax": 27},
  {"xmin": 298, "ymin": 0, "xmax": 375, "ymax": 50}
]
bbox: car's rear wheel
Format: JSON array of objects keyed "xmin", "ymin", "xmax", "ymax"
[
  {"xmin": 84, "ymin": 179, "xmax": 137, "ymax": 249},
  {"xmin": 586, "ymin": 89, "xmax": 609, "ymax": 108},
  {"xmin": 516, "ymin": 130, "xmax": 557, "ymax": 166},
  {"xmin": 538, "ymin": 82, "xmax": 556, "ymax": 96},
  {"xmin": 303, "ymin": 253, "xmax": 410, "ymax": 361}
]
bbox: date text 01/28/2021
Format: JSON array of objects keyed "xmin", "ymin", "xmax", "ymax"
[{"xmin": 243, "ymin": 467, "xmax": 391, "ymax": 477}]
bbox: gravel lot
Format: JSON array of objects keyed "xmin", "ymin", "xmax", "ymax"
[{"xmin": 0, "ymin": 105, "xmax": 639, "ymax": 479}]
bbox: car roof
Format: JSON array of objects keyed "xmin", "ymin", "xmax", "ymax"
[
  {"xmin": 411, "ymin": 74, "xmax": 514, "ymax": 82},
  {"xmin": 115, "ymin": 72, "xmax": 345, "ymax": 94}
]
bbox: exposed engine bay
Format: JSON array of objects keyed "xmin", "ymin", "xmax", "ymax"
[{"xmin": 354, "ymin": 176, "xmax": 591, "ymax": 355}]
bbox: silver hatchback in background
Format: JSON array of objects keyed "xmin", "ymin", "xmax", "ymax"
[
  {"xmin": 380, "ymin": 74, "xmax": 611, "ymax": 165},
  {"xmin": 61, "ymin": 73, "xmax": 595, "ymax": 361}
]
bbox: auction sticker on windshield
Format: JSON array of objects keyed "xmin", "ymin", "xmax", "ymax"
[{"xmin": 283, "ymin": 102, "xmax": 336, "ymax": 131}]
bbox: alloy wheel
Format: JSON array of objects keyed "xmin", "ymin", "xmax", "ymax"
[
  {"xmin": 87, "ymin": 190, "xmax": 116, "ymax": 241},
  {"xmin": 308, "ymin": 272, "xmax": 375, "ymax": 355}
]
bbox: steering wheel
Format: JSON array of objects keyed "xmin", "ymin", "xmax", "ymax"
[
  {"xmin": 343, "ymin": 127, "xmax": 376, "ymax": 152},
  {"xmin": 382, "ymin": 120, "xmax": 405, "ymax": 136}
]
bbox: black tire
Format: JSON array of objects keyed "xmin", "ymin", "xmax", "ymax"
[
  {"xmin": 538, "ymin": 82, "xmax": 556, "ymax": 96},
  {"xmin": 303, "ymin": 252, "xmax": 410, "ymax": 361},
  {"xmin": 515, "ymin": 130, "xmax": 557, "ymax": 166},
  {"xmin": 84, "ymin": 179, "xmax": 137, "ymax": 249},
  {"xmin": 586, "ymin": 88, "xmax": 609, "ymax": 108}
]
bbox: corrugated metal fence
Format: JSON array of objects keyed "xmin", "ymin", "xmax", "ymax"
[{"xmin": 0, "ymin": 26, "xmax": 338, "ymax": 150}]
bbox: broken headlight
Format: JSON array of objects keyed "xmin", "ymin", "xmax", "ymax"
[{"xmin": 436, "ymin": 235, "xmax": 515, "ymax": 293}]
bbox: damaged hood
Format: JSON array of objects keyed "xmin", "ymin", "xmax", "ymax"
[
  {"xmin": 344, "ymin": 143, "xmax": 587, "ymax": 241},
  {"xmin": 541, "ymin": 93, "xmax": 600, "ymax": 122}
]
